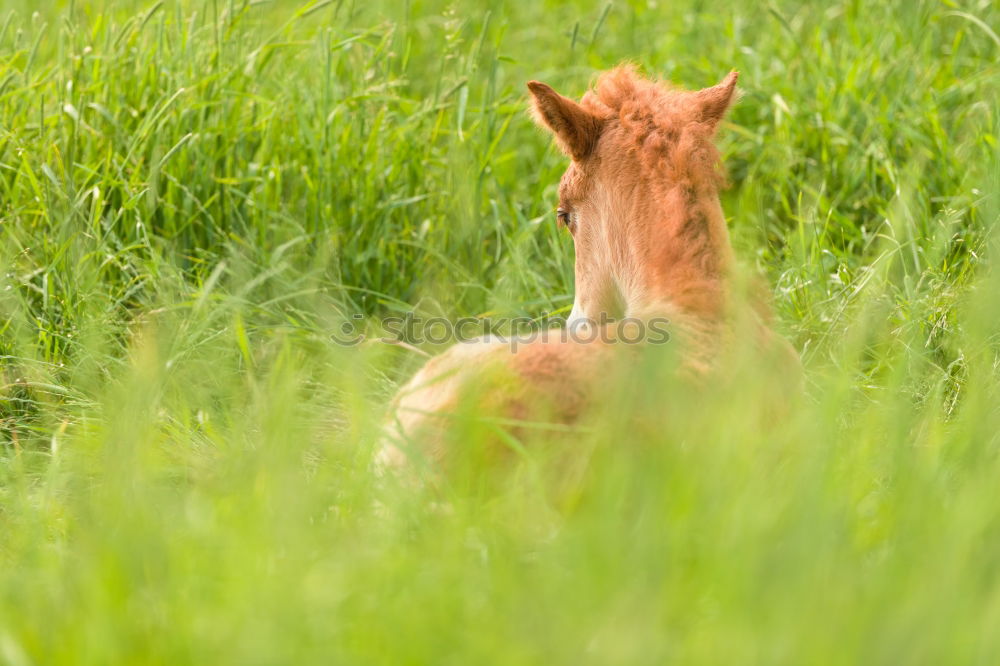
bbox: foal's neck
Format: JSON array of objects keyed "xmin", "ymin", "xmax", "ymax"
[{"xmin": 633, "ymin": 182, "xmax": 732, "ymax": 322}]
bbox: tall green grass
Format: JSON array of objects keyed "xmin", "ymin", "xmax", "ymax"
[{"xmin": 1, "ymin": 0, "xmax": 998, "ymax": 663}]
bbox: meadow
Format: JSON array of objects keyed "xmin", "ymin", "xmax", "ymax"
[{"xmin": 1, "ymin": 0, "xmax": 999, "ymax": 663}]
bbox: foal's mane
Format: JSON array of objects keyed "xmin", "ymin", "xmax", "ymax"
[{"xmin": 581, "ymin": 65, "xmax": 730, "ymax": 192}]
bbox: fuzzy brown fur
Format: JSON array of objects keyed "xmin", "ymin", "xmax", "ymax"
[{"xmin": 379, "ymin": 66, "xmax": 797, "ymax": 471}]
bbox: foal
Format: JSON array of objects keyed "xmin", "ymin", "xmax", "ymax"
[{"xmin": 380, "ymin": 66, "xmax": 796, "ymax": 468}]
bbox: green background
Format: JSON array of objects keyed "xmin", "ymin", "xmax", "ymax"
[{"xmin": 1, "ymin": 0, "xmax": 999, "ymax": 663}]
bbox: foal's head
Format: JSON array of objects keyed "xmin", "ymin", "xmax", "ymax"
[{"xmin": 528, "ymin": 66, "xmax": 739, "ymax": 323}]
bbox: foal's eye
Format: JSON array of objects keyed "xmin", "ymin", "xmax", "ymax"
[{"xmin": 556, "ymin": 208, "xmax": 572, "ymax": 229}]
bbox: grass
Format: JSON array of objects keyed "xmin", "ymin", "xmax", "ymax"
[{"xmin": 1, "ymin": 0, "xmax": 999, "ymax": 662}]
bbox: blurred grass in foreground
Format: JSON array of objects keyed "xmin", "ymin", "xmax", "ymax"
[{"xmin": 1, "ymin": 0, "xmax": 999, "ymax": 663}]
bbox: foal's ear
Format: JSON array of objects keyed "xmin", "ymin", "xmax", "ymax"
[
  {"xmin": 693, "ymin": 70, "xmax": 739, "ymax": 129},
  {"xmin": 527, "ymin": 80, "xmax": 603, "ymax": 161}
]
